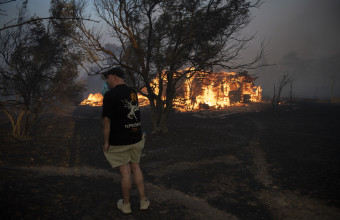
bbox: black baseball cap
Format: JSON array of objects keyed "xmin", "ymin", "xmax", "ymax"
[{"xmin": 103, "ymin": 67, "xmax": 124, "ymax": 78}]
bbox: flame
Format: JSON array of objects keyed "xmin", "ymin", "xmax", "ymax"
[
  {"xmin": 80, "ymin": 70, "xmax": 262, "ymax": 110},
  {"xmin": 80, "ymin": 93, "xmax": 103, "ymax": 106},
  {"xmin": 139, "ymin": 70, "xmax": 262, "ymax": 111}
]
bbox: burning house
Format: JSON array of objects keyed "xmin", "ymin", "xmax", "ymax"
[
  {"xmin": 175, "ymin": 71, "xmax": 261, "ymax": 111},
  {"xmin": 81, "ymin": 71, "xmax": 261, "ymax": 111},
  {"xmin": 80, "ymin": 93, "xmax": 103, "ymax": 107},
  {"xmin": 138, "ymin": 70, "xmax": 262, "ymax": 111}
]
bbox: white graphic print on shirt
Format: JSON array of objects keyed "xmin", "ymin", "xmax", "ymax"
[{"xmin": 122, "ymin": 99, "xmax": 139, "ymax": 120}]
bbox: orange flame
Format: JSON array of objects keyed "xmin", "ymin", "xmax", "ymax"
[
  {"xmin": 80, "ymin": 70, "xmax": 262, "ymax": 110},
  {"xmin": 80, "ymin": 93, "xmax": 103, "ymax": 106},
  {"xmin": 138, "ymin": 70, "xmax": 262, "ymax": 111}
]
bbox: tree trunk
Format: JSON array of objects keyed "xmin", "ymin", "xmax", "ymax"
[
  {"xmin": 276, "ymin": 86, "xmax": 282, "ymax": 106},
  {"xmin": 150, "ymin": 98, "xmax": 170, "ymax": 133},
  {"xmin": 146, "ymin": 70, "xmax": 176, "ymax": 133},
  {"xmin": 1, "ymin": 108, "xmax": 27, "ymax": 138},
  {"xmin": 272, "ymin": 84, "xmax": 276, "ymax": 111},
  {"xmin": 150, "ymin": 109, "xmax": 169, "ymax": 133},
  {"xmin": 290, "ymin": 82, "xmax": 293, "ymax": 107}
]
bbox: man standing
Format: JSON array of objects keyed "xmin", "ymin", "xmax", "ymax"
[{"xmin": 102, "ymin": 67, "xmax": 150, "ymax": 214}]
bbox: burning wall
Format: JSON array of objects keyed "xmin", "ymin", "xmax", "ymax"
[
  {"xmin": 81, "ymin": 71, "xmax": 262, "ymax": 111},
  {"xmin": 80, "ymin": 93, "xmax": 103, "ymax": 107},
  {"xmin": 179, "ymin": 71, "xmax": 261, "ymax": 111},
  {"xmin": 139, "ymin": 71, "xmax": 262, "ymax": 111}
]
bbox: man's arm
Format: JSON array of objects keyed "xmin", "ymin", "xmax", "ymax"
[{"xmin": 103, "ymin": 117, "xmax": 110, "ymax": 152}]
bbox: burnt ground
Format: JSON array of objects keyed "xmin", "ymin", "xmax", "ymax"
[{"xmin": 0, "ymin": 101, "xmax": 340, "ymax": 219}]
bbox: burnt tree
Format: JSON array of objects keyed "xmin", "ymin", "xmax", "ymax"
[
  {"xmin": 272, "ymin": 73, "xmax": 294, "ymax": 111},
  {"xmin": 76, "ymin": 0, "xmax": 264, "ymax": 133},
  {"xmin": 0, "ymin": 0, "xmax": 85, "ymax": 138}
]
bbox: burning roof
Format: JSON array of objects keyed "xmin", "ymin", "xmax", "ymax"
[
  {"xmin": 139, "ymin": 70, "xmax": 262, "ymax": 111},
  {"xmin": 80, "ymin": 93, "xmax": 103, "ymax": 107},
  {"xmin": 81, "ymin": 71, "xmax": 262, "ymax": 111}
]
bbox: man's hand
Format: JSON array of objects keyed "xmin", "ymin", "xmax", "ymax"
[{"xmin": 103, "ymin": 143, "xmax": 110, "ymax": 152}]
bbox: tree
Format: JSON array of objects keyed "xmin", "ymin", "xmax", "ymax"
[
  {"xmin": 0, "ymin": 0, "xmax": 85, "ymax": 138},
  {"xmin": 76, "ymin": 0, "xmax": 264, "ymax": 133},
  {"xmin": 272, "ymin": 73, "xmax": 294, "ymax": 111},
  {"xmin": 0, "ymin": 0, "xmax": 97, "ymax": 31},
  {"xmin": 0, "ymin": 0, "xmax": 16, "ymax": 16}
]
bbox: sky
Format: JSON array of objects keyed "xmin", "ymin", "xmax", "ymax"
[
  {"xmin": 1, "ymin": 0, "xmax": 340, "ymax": 99},
  {"xmin": 244, "ymin": 0, "xmax": 340, "ymax": 98}
]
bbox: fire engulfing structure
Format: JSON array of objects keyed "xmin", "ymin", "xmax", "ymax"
[
  {"xmin": 81, "ymin": 71, "xmax": 261, "ymax": 111},
  {"xmin": 80, "ymin": 93, "xmax": 103, "ymax": 107},
  {"xmin": 139, "ymin": 71, "xmax": 262, "ymax": 111}
]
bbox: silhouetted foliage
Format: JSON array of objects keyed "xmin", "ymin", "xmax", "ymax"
[
  {"xmin": 0, "ymin": 0, "xmax": 85, "ymax": 138},
  {"xmin": 272, "ymin": 73, "xmax": 294, "ymax": 111}
]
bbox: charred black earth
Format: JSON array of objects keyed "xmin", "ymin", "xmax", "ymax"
[{"xmin": 1, "ymin": 101, "xmax": 340, "ymax": 219}]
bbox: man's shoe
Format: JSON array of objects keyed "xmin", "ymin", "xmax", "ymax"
[
  {"xmin": 117, "ymin": 199, "xmax": 132, "ymax": 214},
  {"xmin": 140, "ymin": 198, "xmax": 150, "ymax": 210}
]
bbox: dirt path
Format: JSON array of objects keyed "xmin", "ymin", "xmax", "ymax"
[
  {"xmin": 245, "ymin": 116, "xmax": 340, "ymax": 220},
  {"xmin": 2, "ymin": 104, "xmax": 340, "ymax": 219},
  {"xmin": 7, "ymin": 106, "xmax": 237, "ymax": 219},
  {"xmin": 3, "ymin": 163, "xmax": 237, "ymax": 220}
]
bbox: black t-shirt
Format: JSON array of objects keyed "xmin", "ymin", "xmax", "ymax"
[{"xmin": 102, "ymin": 84, "xmax": 142, "ymax": 145}]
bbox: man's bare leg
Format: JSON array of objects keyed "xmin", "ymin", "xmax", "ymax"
[
  {"xmin": 131, "ymin": 162, "xmax": 146, "ymax": 200},
  {"xmin": 119, "ymin": 163, "xmax": 132, "ymax": 204}
]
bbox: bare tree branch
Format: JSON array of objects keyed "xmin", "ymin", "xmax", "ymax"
[
  {"xmin": 76, "ymin": 0, "xmax": 265, "ymax": 132},
  {"xmin": 0, "ymin": 16, "xmax": 99, "ymax": 32},
  {"xmin": 0, "ymin": 0, "xmax": 16, "ymax": 4}
]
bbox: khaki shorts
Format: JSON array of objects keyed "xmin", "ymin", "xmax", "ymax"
[{"xmin": 104, "ymin": 137, "xmax": 145, "ymax": 168}]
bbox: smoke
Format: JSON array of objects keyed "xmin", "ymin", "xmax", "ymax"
[
  {"xmin": 254, "ymin": 52, "xmax": 340, "ymax": 99},
  {"xmin": 84, "ymin": 74, "xmax": 104, "ymax": 98},
  {"xmin": 245, "ymin": 0, "xmax": 340, "ymax": 99}
]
